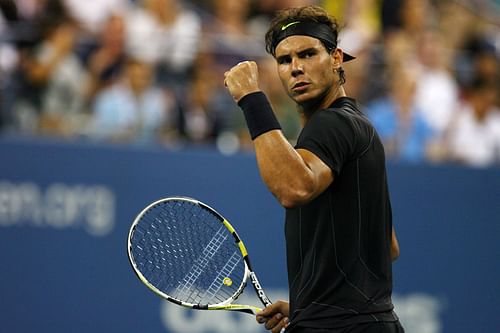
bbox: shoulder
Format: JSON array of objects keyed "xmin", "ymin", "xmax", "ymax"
[
  {"xmin": 309, "ymin": 98, "xmax": 362, "ymax": 124},
  {"xmin": 302, "ymin": 109, "xmax": 355, "ymax": 140},
  {"xmin": 303, "ymin": 99, "xmax": 374, "ymax": 139}
]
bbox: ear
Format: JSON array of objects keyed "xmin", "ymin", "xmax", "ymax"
[{"xmin": 331, "ymin": 48, "xmax": 343, "ymax": 71}]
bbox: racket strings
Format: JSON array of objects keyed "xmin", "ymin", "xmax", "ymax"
[
  {"xmin": 130, "ymin": 199, "xmax": 246, "ymax": 305},
  {"xmin": 201, "ymin": 251, "xmax": 242, "ymax": 301},
  {"xmin": 175, "ymin": 226, "xmax": 228, "ymax": 299}
]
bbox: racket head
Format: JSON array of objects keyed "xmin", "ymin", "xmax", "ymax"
[{"xmin": 127, "ymin": 197, "xmax": 251, "ymax": 311}]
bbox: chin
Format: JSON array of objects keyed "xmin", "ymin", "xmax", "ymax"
[
  {"xmin": 291, "ymin": 91, "xmax": 316, "ymax": 104},
  {"xmin": 292, "ymin": 92, "xmax": 319, "ymax": 106},
  {"xmin": 294, "ymin": 93, "xmax": 327, "ymax": 115}
]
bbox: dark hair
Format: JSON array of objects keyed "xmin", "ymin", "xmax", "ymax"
[
  {"xmin": 265, "ymin": 6, "xmax": 340, "ymax": 56},
  {"xmin": 265, "ymin": 6, "xmax": 346, "ymax": 85}
]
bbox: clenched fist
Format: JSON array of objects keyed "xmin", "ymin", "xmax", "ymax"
[{"xmin": 224, "ymin": 61, "xmax": 261, "ymax": 102}]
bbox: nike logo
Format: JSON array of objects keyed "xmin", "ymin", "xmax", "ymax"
[{"xmin": 281, "ymin": 21, "xmax": 300, "ymax": 31}]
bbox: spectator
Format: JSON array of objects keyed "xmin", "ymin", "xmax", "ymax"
[
  {"xmin": 4, "ymin": 0, "xmax": 70, "ymax": 133},
  {"xmin": 414, "ymin": 28, "xmax": 459, "ymax": 136},
  {"xmin": 13, "ymin": 0, "xmax": 89, "ymax": 137},
  {"xmin": 361, "ymin": 25, "xmax": 417, "ymax": 110},
  {"xmin": 182, "ymin": 62, "xmax": 218, "ymax": 143},
  {"xmin": 85, "ymin": 14, "xmax": 127, "ymax": 101},
  {"xmin": 365, "ymin": 65, "xmax": 434, "ymax": 163},
  {"xmin": 88, "ymin": 57, "xmax": 177, "ymax": 144},
  {"xmin": 399, "ymin": 0, "xmax": 435, "ymax": 37},
  {"xmin": 436, "ymin": 0, "xmax": 478, "ymax": 53},
  {"xmin": 203, "ymin": 0, "xmax": 264, "ymax": 74},
  {"xmin": 198, "ymin": 0, "xmax": 264, "ymax": 146},
  {"xmin": 456, "ymin": 33, "xmax": 500, "ymax": 90},
  {"xmin": 327, "ymin": 0, "xmax": 382, "ymax": 101},
  {"xmin": 62, "ymin": 0, "xmax": 128, "ymax": 35},
  {"xmin": 36, "ymin": 20, "xmax": 88, "ymax": 136},
  {"xmin": 324, "ymin": 0, "xmax": 380, "ymax": 42},
  {"xmin": 446, "ymin": 78, "xmax": 500, "ymax": 167},
  {"xmin": 125, "ymin": 0, "xmax": 201, "ymax": 89},
  {"xmin": 0, "ymin": 1, "xmax": 20, "ymax": 130}
]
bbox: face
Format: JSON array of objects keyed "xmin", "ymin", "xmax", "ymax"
[
  {"xmin": 127, "ymin": 61, "xmax": 153, "ymax": 93},
  {"xmin": 274, "ymin": 35, "xmax": 341, "ymax": 109}
]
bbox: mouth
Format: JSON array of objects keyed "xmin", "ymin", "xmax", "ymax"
[{"xmin": 292, "ymin": 82, "xmax": 310, "ymax": 92}]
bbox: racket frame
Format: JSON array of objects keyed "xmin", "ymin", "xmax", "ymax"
[{"xmin": 127, "ymin": 196, "xmax": 272, "ymax": 315}]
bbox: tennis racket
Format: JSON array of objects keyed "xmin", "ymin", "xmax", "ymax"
[{"xmin": 127, "ymin": 196, "xmax": 272, "ymax": 315}]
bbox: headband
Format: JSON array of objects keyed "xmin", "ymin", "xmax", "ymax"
[{"xmin": 271, "ymin": 21, "xmax": 355, "ymax": 62}]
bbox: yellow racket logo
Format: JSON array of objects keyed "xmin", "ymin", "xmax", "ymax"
[{"xmin": 223, "ymin": 277, "xmax": 233, "ymax": 286}]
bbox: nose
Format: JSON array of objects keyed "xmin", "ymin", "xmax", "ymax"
[{"xmin": 291, "ymin": 58, "xmax": 303, "ymax": 77}]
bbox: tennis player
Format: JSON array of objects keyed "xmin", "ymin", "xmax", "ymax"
[{"xmin": 224, "ymin": 5, "xmax": 403, "ymax": 333}]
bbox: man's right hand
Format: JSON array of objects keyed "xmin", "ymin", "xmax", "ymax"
[
  {"xmin": 256, "ymin": 300, "xmax": 290, "ymax": 333},
  {"xmin": 223, "ymin": 61, "xmax": 261, "ymax": 103}
]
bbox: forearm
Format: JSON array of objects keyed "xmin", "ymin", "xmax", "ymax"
[
  {"xmin": 391, "ymin": 227, "xmax": 400, "ymax": 261},
  {"xmin": 253, "ymin": 130, "xmax": 317, "ymax": 208}
]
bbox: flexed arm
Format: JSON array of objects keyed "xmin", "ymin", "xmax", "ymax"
[{"xmin": 224, "ymin": 61, "xmax": 333, "ymax": 208}]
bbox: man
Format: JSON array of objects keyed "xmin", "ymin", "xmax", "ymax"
[{"xmin": 224, "ymin": 5, "xmax": 403, "ymax": 333}]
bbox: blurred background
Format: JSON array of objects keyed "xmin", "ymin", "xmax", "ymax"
[
  {"xmin": 0, "ymin": 0, "xmax": 499, "ymax": 164},
  {"xmin": 0, "ymin": 0, "xmax": 499, "ymax": 332}
]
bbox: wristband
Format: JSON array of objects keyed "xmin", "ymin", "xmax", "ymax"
[{"xmin": 237, "ymin": 92, "xmax": 282, "ymax": 140}]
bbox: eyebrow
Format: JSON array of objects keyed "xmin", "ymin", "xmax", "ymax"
[
  {"xmin": 297, "ymin": 47, "xmax": 317, "ymax": 57},
  {"xmin": 276, "ymin": 47, "xmax": 318, "ymax": 62}
]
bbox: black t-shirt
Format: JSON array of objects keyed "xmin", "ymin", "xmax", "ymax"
[{"xmin": 285, "ymin": 97, "xmax": 397, "ymax": 329}]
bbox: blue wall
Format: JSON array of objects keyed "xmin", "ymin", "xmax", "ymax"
[{"xmin": 0, "ymin": 138, "xmax": 498, "ymax": 333}]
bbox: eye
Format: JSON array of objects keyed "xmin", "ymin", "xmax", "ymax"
[
  {"xmin": 277, "ymin": 56, "xmax": 291, "ymax": 65},
  {"xmin": 302, "ymin": 50, "xmax": 316, "ymax": 58}
]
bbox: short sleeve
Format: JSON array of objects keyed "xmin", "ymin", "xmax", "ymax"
[{"xmin": 296, "ymin": 110, "xmax": 356, "ymax": 176}]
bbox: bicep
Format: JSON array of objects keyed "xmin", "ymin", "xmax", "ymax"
[
  {"xmin": 297, "ymin": 148, "xmax": 334, "ymax": 199},
  {"xmin": 252, "ymin": 131, "xmax": 334, "ymax": 207}
]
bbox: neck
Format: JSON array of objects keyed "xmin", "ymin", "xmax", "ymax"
[{"xmin": 299, "ymin": 85, "xmax": 346, "ymax": 120}]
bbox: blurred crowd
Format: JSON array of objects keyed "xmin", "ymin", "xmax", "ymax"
[{"xmin": 0, "ymin": 0, "xmax": 499, "ymax": 166}]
